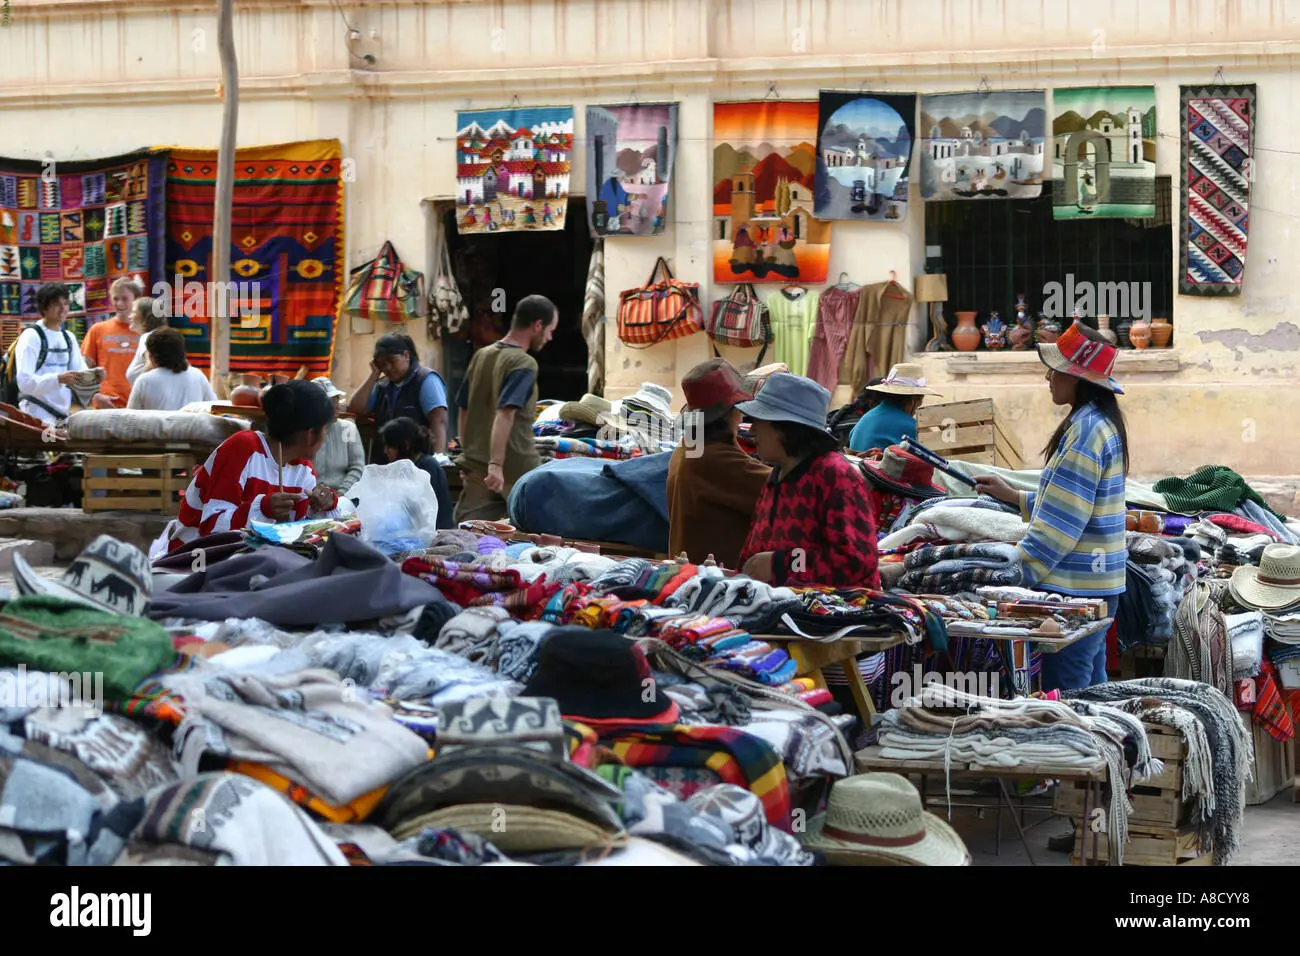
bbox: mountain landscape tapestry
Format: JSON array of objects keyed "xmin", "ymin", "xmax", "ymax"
[
  {"xmin": 814, "ymin": 91, "xmax": 915, "ymax": 221},
  {"xmin": 164, "ymin": 140, "xmax": 345, "ymax": 377},
  {"xmin": 1051, "ymin": 86, "xmax": 1156, "ymax": 220},
  {"xmin": 919, "ymin": 90, "xmax": 1046, "ymax": 200},
  {"xmin": 713, "ymin": 100, "xmax": 831, "ymax": 283},
  {"xmin": 456, "ymin": 107, "xmax": 574, "ymax": 235},
  {"xmin": 0, "ymin": 148, "xmax": 168, "ymax": 352},
  {"xmin": 585, "ymin": 102, "xmax": 678, "ymax": 237},
  {"xmin": 1179, "ymin": 84, "xmax": 1255, "ymax": 296}
]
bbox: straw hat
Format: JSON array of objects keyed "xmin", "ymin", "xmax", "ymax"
[
  {"xmin": 865, "ymin": 363, "xmax": 942, "ymax": 397},
  {"xmin": 390, "ymin": 803, "xmax": 629, "ymax": 854},
  {"xmin": 1037, "ymin": 320, "xmax": 1124, "ymax": 394},
  {"xmin": 556, "ymin": 393, "xmax": 613, "ymax": 427},
  {"xmin": 802, "ymin": 773, "xmax": 971, "ymax": 866},
  {"xmin": 1230, "ymin": 544, "xmax": 1300, "ymax": 611}
]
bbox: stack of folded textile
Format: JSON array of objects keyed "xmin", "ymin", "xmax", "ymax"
[
  {"xmin": 897, "ymin": 542, "xmax": 1023, "ymax": 595},
  {"xmin": 1119, "ymin": 533, "xmax": 1200, "ymax": 648}
]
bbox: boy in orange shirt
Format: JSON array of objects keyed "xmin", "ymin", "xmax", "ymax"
[{"xmin": 82, "ymin": 276, "xmax": 143, "ymax": 408}]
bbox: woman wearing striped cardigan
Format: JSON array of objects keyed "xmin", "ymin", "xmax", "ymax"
[{"xmin": 974, "ymin": 321, "xmax": 1129, "ymax": 693}]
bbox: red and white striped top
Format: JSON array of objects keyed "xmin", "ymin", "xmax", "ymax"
[{"xmin": 167, "ymin": 430, "xmax": 333, "ymax": 552}]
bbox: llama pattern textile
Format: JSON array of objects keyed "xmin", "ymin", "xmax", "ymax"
[{"xmin": 1062, "ymin": 678, "xmax": 1253, "ymax": 866}]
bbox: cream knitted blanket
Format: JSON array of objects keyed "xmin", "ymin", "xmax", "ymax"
[{"xmin": 878, "ymin": 507, "xmax": 1030, "ymax": 549}]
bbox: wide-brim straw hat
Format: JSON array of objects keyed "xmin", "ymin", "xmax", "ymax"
[
  {"xmin": 1037, "ymin": 320, "xmax": 1124, "ymax": 394},
  {"xmin": 556, "ymin": 393, "xmax": 613, "ymax": 427},
  {"xmin": 865, "ymin": 363, "xmax": 942, "ymax": 397},
  {"xmin": 802, "ymin": 773, "xmax": 971, "ymax": 866},
  {"xmin": 389, "ymin": 803, "xmax": 629, "ymax": 854},
  {"xmin": 1230, "ymin": 544, "xmax": 1300, "ymax": 611}
]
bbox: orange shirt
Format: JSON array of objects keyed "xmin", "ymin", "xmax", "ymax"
[{"xmin": 81, "ymin": 317, "xmax": 140, "ymax": 403}]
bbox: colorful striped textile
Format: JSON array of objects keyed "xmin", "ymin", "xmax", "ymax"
[{"xmin": 163, "ymin": 141, "xmax": 345, "ymax": 376}]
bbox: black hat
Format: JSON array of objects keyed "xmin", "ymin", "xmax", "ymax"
[{"xmin": 522, "ymin": 627, "xmax": 680, "ymax": 723}]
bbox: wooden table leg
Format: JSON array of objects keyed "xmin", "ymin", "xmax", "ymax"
[{"xmin": 842, "ymin": 657, "xmax": 878, "ymax": 729}]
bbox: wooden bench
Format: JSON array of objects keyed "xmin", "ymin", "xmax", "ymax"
[{"xmin": 916, "ymin": 398, "xmax": 1024, "ymax": 469}]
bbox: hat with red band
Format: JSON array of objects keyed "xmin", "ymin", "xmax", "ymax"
[{"xmin": 1036, "ymin": 320, "xmax": 1124, "ymax": 394}]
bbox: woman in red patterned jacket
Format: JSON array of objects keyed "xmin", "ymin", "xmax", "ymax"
[{"xmin": 737, "ymin": 373, "xmax": 880, "ymax": 589}]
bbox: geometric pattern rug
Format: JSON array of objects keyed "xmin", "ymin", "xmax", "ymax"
[
  {"xmin": 164, "ymin": 140, "xmax": 345, "ymax": 376},
  {"xmin": 0, "ymin": 148, "xmax": 169, "ymax": 352},
  {"xmin": 1179, "ymin": 84, "xmax": 1256, "ymax": 296}
]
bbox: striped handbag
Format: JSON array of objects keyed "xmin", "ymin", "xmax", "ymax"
[
  {"xmin": 706, "ymin": 283, "xmax": 771, "ymax": 365},
  {"xmin": 616, "ymin": 256, "xmax": 703, "ymax": 348}
]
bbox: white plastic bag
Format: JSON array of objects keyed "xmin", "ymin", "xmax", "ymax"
[{"xmin": 348, "ymin": 459, "xmax": 440, "ymax": 548}]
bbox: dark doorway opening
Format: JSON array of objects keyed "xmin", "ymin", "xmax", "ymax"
[{"xmin": 441, "ymin": 201, "xmax": 592, "ymax": 440}]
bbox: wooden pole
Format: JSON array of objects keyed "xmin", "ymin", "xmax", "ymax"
[{"xmin": 211, "ymin": 0, "xmax": 239, "ymax": 396}]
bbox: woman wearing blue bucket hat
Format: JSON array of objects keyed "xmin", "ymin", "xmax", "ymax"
[{"xmin": 736, "ymin": 373, "xmax": 880, "ymax": 589}]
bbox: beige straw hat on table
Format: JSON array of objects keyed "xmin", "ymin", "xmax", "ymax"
[
  {"xmin": 1230, "ymin": 544, "xmax": 1300, "ymax": 611},
  {"xmin": 392, "ymin": 803, "xmax": 629, "ymax": 855},
  {"xmin": 864, "ymin": 363, "xmax": 942, "ymax": 397},
  {"xmin": 802, "ymin": 773, "xmax": 971, "ymax": 866},
  {"xmin": 556, "ymin": 393, "xmax": 613, "ymax": 427}
]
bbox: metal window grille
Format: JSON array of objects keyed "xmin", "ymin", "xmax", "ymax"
[{"xmin": 924, "ymin": 176, "xmax": 1173, "ymax": 328}]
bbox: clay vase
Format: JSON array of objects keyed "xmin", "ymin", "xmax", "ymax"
[
  {"xmin": 952, "ymin": 311, "xmax": 981, "ymax": 352},
  {"xmin": 1096, "ymin": 313, "xmax": 1118, "ymax": 346},
  {"xmin": 1129, "ymin": 319, "xmax": 1151, "ymax": 350},
  {"xmin": 1150, "ymin": 317, "xmax": 1172, "ymax": 348},
  {"xmin": 1116, "ymin": 320, "xmax": 1132, "ymax": 348}
]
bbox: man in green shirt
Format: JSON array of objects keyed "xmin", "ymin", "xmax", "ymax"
[{"xmin": 453, "ymin": 294, "xmax": 558, "ymax": 522}]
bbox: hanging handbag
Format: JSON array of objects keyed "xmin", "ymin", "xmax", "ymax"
[
  {"xmin": 706, "ymin": 282, "xmax": 771, "ymax": 365},
  {"xmin": 429, "ymin": 221, "xmax": 469, "ymax": 340},
  {"xmin": 344, "ymin": 241, "xmax": 425, "ymax": 333},
  {"xmin": 616, "ymin": 256, "xmax": 703, "ymax": 348}
]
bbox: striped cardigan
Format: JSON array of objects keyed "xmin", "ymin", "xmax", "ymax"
[{"xmin": 1016, "ymin": 401, "xmax": 1127, "ymax": 596}]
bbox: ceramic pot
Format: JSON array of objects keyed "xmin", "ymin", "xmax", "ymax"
[
  {"xmin": 1150, "ymin": 317, "xmax": 1172, "ymax": 348},
  {"xmin": 1138, "ymin": 511, "xmax": 1164, "ymax": 534},
  {"xmin": 1096, "ymin": 314, "xmax": 1117, "ymax": 346},
  {"xmin": 1116, "ymin": 320, "xmax": 1132, "ymax": 348},
  {"xmin": 1129, "ymin": 319, "xmax": 1151, "ymax": 350},
  {"xmin": 952, "ymin": 311, "xmax": 981, "ymax": 352}
]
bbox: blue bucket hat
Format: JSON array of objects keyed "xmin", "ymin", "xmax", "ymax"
[{"xmin": 735, "ymin": 373, "xmax": 833, "ymax": 435}]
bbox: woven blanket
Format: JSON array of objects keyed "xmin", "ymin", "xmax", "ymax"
[
  {"xmin": 1063, "ymin": 678, "xmax": 1253, "ymax": 865},
  {"xmin": 164, "ymin": 141, "xmax": 345, "ymax": 376},
  {"xmin": 878, "ymin": 506, "xmax": 1030, "ymax": 549},
  {"xmin": 1178, "ymin": 85, "xmax": 1255, "ymax": 296},
  {"xmin": 1154, "ymin": 465, "xmax": 1282, "ymax": 519},
  {"xmin": 455, "ymin": 107, "xmax": 573, "ymax": 235},
  {"xmin": 0, "ymin": 149, "xmax": 168, "ymax": 348}
]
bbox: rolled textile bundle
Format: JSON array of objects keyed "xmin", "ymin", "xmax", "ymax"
[{"xmin": 1225, "ymin": 611, "xmax": 1265, "ymax": 678}]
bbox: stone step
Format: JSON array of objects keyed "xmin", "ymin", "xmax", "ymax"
[{"xmin": 0, "ymin": 508, "xmax": 169, "ymax": 562}]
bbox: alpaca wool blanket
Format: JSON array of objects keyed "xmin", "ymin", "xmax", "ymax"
[
  {"xmin": 1063, "ymin": 678, "xmax": 1253, "ymax": 865},
  {"xmin": 879, "ymin": 507, "xmax": 1030, "ymax": 550}
]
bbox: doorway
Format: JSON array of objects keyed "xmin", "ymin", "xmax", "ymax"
[{"xmin": 441, "ymin": 200, "xmax": 593, "ymax": 440}]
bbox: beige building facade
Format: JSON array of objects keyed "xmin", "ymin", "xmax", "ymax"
[{"xmin": 3, "ymin": 0, "xmax": 1299, "ymax": 480}]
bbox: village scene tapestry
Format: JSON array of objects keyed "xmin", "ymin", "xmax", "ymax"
[
  {"xmin": 814, "ymin": 91, "xmax": 915, "ymax": 221},
  {"xmin": 919, "ymin": 90, "xmax": 1047, "ymax": 200},
  {"xmin": 713, "ymin": 100, "xmax": 831, "ymax": 283},
  {"xmin": 585, "ymin": 102, "xmax": 678, "ymax": 238},
  {"xmin": 456, "ymin": 107, "xmax": 574, "ymax": 234},
  {"xmin": 1051, "ymin": 86, "xmax": 1157, "ymax": 219}
]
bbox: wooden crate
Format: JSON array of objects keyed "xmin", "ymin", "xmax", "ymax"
[
  {"xmin": 1245, "ymin": 718, "xmax": 1296, "ymax": 806},
  {"xmin": 1055, "ymin": 722, "xmax": 1191, "ymax": 831},
  {"xmin": 915, "ymin": 399, "xmax": 1024, "ymax": 470},
  {"xmin": 1071, "ymin": 823, "xmax": 1210, "ymax": 866},
  {"xmin": 82, "ymin": 454, "xmax": 195, "ymax": 516}
]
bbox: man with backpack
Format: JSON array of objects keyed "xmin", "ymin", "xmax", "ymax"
[{"xmin": 2, "ymin": 283, "xmax": 102, "ymax": 425}]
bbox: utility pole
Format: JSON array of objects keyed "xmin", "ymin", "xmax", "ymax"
[{"xmin": 211, "ymin": 0, "xmax": 238, "ymax": 395}]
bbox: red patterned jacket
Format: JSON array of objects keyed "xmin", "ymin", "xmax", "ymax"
[{"xmin": 739, "ymin": 451, "xmax": 880, "ymax": 589}]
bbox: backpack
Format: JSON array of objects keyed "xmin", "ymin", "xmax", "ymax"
[{"xmin": 0, "ymin": 326, "xmax": 76, "ymax": 409}]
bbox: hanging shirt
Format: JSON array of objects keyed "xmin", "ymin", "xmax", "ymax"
[
  {"xmin": 14, "ymin": 324, "xmax": 86, "ymax": 424},
  {"xmin": 167, "ymin": 430, "xmax": 339, "ymax": 553},
  {"xmin": 848, "ymin": 403, "xmax": 917, "ymax": 453},
  {"xmin": 81, "ymin": 317, "xmax": 140, "ymax": 404},
  {"xmin": 807, "ymin": 286, "xmax": 861, "ymax": 391},
  {"xmin": 764, "ymin": 288, "xmax": 821, "ymax": 377}
]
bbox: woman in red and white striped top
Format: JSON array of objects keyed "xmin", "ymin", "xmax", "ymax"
[{"xmin": 164, "ymin": 380, "xmax": 342, "ymax": 553}]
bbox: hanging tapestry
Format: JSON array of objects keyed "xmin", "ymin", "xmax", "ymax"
[
  {"xmin": 1051, "ymin": 86, "xmax": 1156, "ymax": 220},
  {"xmin": 1179, "ymin": 84, "xmax": 1255, "ymax": 295},
  {"xmin": 919, "ymin": 90, "xmax": 1047, "ymax": 200},
  {"xmin": 713, "ymin": 100, "xmax": 831, "ymax": 284},
  {"xmin": 0, "ymin": 148, "xmax": 168, "ymax": 352},
  {"xmin": 455, "ymin": 107, "xmax": 574, "ymax": 235},
  {"xmin": 814, "ymin": 90, "xmax": 915, "ymax": 221},
  {"xmin": 585, "ymin": 103, "xmax": 678, "ymax": 237},
  {"xmin": 164, "ymin": 140, "xmax": 345, "ymax": 377}
]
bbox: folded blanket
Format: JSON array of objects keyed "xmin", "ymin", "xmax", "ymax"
[
  {"xmin": 879, "ymin": 507, "xmax": 1030, "ymax": 549},
  {"xmin": 903, "ymin": 542, "xmax": 1020, "ymax": 571}
]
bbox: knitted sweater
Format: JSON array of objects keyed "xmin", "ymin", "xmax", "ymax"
[
  {"xmin": 1016, "ymin": 402, "xmax": 1126, "ymax": 596},
  {"xmin": 739, "ymin": 451, "xmax": 880, "ymax": 589}
]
